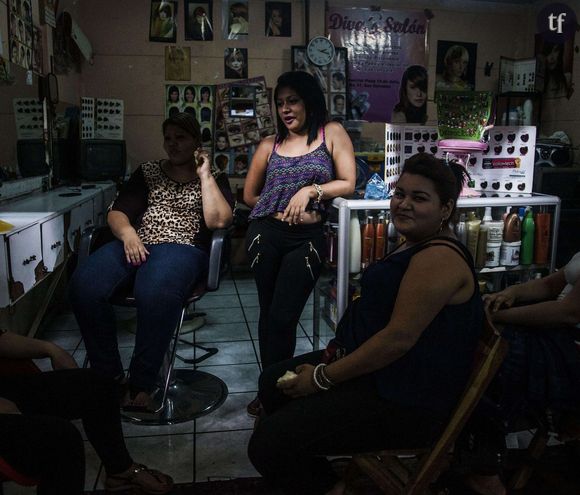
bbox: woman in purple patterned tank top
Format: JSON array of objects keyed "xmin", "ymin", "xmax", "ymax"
[{"xmin": 243, "ymin": 71, "xmax": 355, "ymax": 417}]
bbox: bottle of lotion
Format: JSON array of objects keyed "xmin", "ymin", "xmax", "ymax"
[
  {"xmin": 500, "ymin": 210, "xmax": 521, "ymax": 266},
  {"xmin": 349, "ymin": 211, "xmax": 361, "ymax": 273},
  {"xmin": 466, "ymin": 211, "xmax": 481, "ymax": 261},
  {"xmin": 374, "ymin": 211, "xmax": 386, "ymax": 260},
  {"xmin": 361, "ymin": 215, "xmax": 375, "ymax": 269}
]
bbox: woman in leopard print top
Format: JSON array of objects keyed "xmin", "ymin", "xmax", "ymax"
[{"xmin": 70, "ymin": 113, "xmax": 234, "ymax": 409}]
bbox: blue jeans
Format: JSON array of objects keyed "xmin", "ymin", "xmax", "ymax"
[{"xmin": 69, "ymin": 240, "xmax": 208, "ymax": 391}]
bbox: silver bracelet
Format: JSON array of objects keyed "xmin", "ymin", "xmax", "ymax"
[
  {"xmin": 319, "ymin": 363, "xmax": 336, "ymax": 388},
  {"xmin": 312, "ymin": 363, "xmax": 331, "ymax": 391}
]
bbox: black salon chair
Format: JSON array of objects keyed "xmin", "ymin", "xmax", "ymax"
[{"xmin": 78, "ymin": 226, "xmax": 229, "ymax": 425}]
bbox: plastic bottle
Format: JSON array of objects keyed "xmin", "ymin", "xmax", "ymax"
[
  {"xmin": 520, "ymin": 207, "xmax": 535, "ymax": 265},
  {"xmin": 374, "ymin": 211, "xmax": 386, "ymax": 260},
  {"xmin": 455, "ymin": 213, "xmax": 467, "ymax": 246},
  {"xmin": 481, "ymin": 207, "xmax": 502, "ymax": 268},
  {"xmin": 475, "ymin": 223, "xmax": 489, "ymax": 268},
  {"xmin": 534, "ymin": 209, "xmax": 551, "ymax": 265},
  {"xmin": 349, "ymin": 211, "xmax": 361, "ymax": 273},
  {"xmin": 466, "ymin": 211, "xmax": 481, "ymax": 260},
  {"xmin": 386, "ymin": 212, "xmax": 399, "ymax": 253},
  {"xmin": 361, "ymin": 215, "xmax": 375, "ymax": 269},
  {"xmin": 522, "ymin": 99, "xmax": 533, "ymax": 126},
  {"xmin": 500, "ymin": 211, "xmax": 521, "ymax": 266}
]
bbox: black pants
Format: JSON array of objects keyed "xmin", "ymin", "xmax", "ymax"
[
  {"xmin": 0, "ymin": 368, "xmax": 132, "ymax": 495},
  {"xmin": 246, "ymin": 217, "xmax": 325, "ymax": 369},
  {"xmin": 248, "ymin": 351, "xmax": 445, "ymax": 495}
]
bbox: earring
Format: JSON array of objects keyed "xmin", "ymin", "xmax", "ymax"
[{"xmin": 438, "ymin": 217, "xmax": 447, "ymax": 234}]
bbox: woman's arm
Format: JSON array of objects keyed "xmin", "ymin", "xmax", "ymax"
[
  {"xmin": 0, "ymin": 331, "xmax": 78, "ymax": 369},
  {"xmin": 280, "ymin": 245, "xmax": 472, "ymax": 396},
  {"xmin": 491, "ymin": 275, "xmax": 580, "ymax": 328},
  {"xmin": 317, "ymin": 121, "xmax": 356, "ymax": 200},
  {"xmin": 197, "ymin": 151, "xmax": 234, "ymax": 229},
  {"xmin": 108, "ymin": 210, "xmax": 149, "ymax": 265},
  {"xmin": 243, "ymin": 137, "xmax": 273, "ymax": 208}
]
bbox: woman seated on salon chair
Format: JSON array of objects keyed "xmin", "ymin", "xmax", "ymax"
[
  {"xmin": 248, "ymin": 153, "xmax": 484, "ymax": 495},
  {"xmin": 69, "ymin": 112, "xmax": 233, "ymax": 410},
  {"xmin": 0, "ymin": 330, "xmax": 173, "ymax": 494}
]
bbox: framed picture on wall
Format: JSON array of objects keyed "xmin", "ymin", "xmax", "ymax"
[
  {"xmin": 185, "ymin": 1, "xmax": 213, "ymax": 41},
  {"xmin": 149, "ymin": 0, "xmax": 177, "ymax": 43},
  {"xmin": 165, "ymin": 46, "xmax": 191, "ymax": 81},
  {"xmin": 435, "ymin": 40, "xmax": 477, "ymax": 92},
  {"xmin": 265, "ymin": 1, "xmax": 291, "ymax": 37},
  {"xmin": 291, "ymin": 46, "xmax": 349, "ymax": 122}
]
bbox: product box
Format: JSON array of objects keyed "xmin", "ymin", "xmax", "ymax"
[
  {"xmin": 466, "ymin": 126, "xmax": 537, "ymax": 194},
  {"xmin": 81, "ymin": 97, "xmax": 124, "ymax": 140},
  {"xmin": 499, "ymin": 57, "xmax": 545, "ymax": 93}
]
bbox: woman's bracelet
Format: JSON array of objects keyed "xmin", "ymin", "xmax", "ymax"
[
  {"xmin": 312, "ymin": 183, "xmax": 324, "ymax": 203},
  {"xmin": 312, "ymin": 363, "xmax": 334, "ymax": 391}
]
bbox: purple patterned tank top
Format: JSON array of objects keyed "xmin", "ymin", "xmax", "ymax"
[{"xmin": 249, "ymin": 131, "xmax": 335, "ymax": 219}]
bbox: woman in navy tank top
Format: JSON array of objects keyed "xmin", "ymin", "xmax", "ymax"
[{"xmin": 243, "ymin": 71, "xmax": 355, "ymax": 417}]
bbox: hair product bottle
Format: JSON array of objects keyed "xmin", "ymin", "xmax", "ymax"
[
  {"xmin": 520, "ymin": 207, "xmax": 535, "ymax": 265},
  {"xmin": 374, "ymin": 211, "xmax": 386, "ymax": 260},
  {"xmin": 455, "ymin": 213, "xmax": 467, "ymax": 246},
  {"xmin": 386, "ymin": 212, "xmax": 399, "ymax": 254},
  {"xmin": 500, "ymin": 210, "xmax": 521, "ymax": 266},
  {"xmin": 466, "ymin": 211, "xmax": 481, "ymax": 260},
  {"xmin": 482, "ymin": 207, "xmax": 503, "ymax": 267},
  {"xmin": 361, "ymin": 215, "xmax": 375, "ymax": 269},
  {"xmin": 349, "ymin": 211, "xmax": 361, "ymax": 274},
  {"xmin": 534, "ymin": 209, "xmax": 551, "ymax": 265}
]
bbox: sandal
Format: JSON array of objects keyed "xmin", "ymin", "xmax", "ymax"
[
  {"xmin": 121, "ymin": 388, "xmax": 155, "ymax": 413},
  {"xmin": 105, "ymin": 463, "xmax": 174, "ymax": 494}
]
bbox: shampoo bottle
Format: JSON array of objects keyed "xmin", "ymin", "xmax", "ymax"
[
  {"xmin": 387, "ymin": 212, "xmax": 399, "ymax": 253},
  {"xmin": 374, "ymin": 211, "xmax": 386, "ymax": 260},
  {"xmin": 361, "ymin": 215, "xmax": 375, "ymax": 269},
  {"xmin": 466, "ymin": 211, "xmax": 481, "ymax": 260},
  {"xmin": 500, "ymin": 211, "xmax": 521, "ymax": 266},
  {"xmin": 520, "ymin": 207, "xmax": 535, "ymax": 265},
  {"xmin": 349, "ymin": 211, "xmax": 361, "ymax": 273},
  {"xmin": 455, "ymin": 213, "xmax": 467, "ymax": 246},
  {"xmin": 534, "ymin": 209, "xmax": 551, "ymax": 265}
]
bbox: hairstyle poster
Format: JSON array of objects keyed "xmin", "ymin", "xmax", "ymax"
[
  {"xmin": 291, "ymin": 46, "xmax": 349, "ymax": 123},
  {"xmin": 32, "ymin": 25, "xmax": 43, "ymax": 75},
  {"xmin": 8, "ymin": 0, "xmax": 34, "ymax": 70},
  {"xmin": 223, "ymin": 0, "xmax": 249, "ymax": 40},
  {"xmin": 165, "ymin": 84, "xmax": 215, "ymax": 149},
  {"xmin": 265, "ymin": 2, "xmax": 291, "ymax": 37},
  {"xmin": 435, "ymin": 40, "xmax": 477, "ymax": 92},
  {"xmin": 149, "ymin": 1, "xmax": 177, "ymax": 43},
  {"xmin": 165, "ymin": 46, "xmax": 191, "ymax": 81},
  {"xmin": 185, "ymin": 1, "xmax": 214, "ymax": 41},
  {"xmin": 214, "ymin": 76, "xmax": 276, "ymax": 176},
  {"xmin": 327, "ymin": 6, "xmax": 427, "ymax": 123},
  {"xmin": 535, "ymin": 34, "xmax": 575, "ymax": 100},
  {"xmin": 224, "ymin": 47, "xmax": 248, "ymax": 79}
]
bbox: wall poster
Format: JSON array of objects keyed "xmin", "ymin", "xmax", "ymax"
[
  {"xmin": 149, "ymin": 1, "xmax": 177, "ymax": 43},
  {"xmin": 165, "ymin": 46, "xmax": 191, "ymax": 81},
  {"xmin": 8, "ymin": 0, "xmax": 34, "ymax": 70},
  {"xmin": 291, "ymin": 46, "xmax": 349, "ymax": 123},
  {"xmin": 214, "ymin": 76, "xmax": 276, "ymax": 176},
  {"xmin": 185, "ymin": 1, "xmax": 214, "ymax": 41},
  {"xmin": 435, "ymin": 40, "xmax": 477, "ymax": 91},
  {"xmin": 326, "ymin": 7, "xmax": 427, "ymax": 123}
]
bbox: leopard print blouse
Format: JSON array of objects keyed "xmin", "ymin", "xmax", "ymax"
[{"xmin": 110, "ymin": 160, "xmax": 233, "ymax": 249}]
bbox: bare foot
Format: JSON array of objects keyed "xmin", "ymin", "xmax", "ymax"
[
  {"xmin": 122, "ymin": 390, "xmax": 153, "ymax": 410},
  {"xmin": 464, "ymin": 474, "xmax": 506, "ymax": 495}
]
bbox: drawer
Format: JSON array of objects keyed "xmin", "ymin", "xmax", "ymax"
[
  {"xmin": 41, "ymin": 215, "xmax": 65, "ymax": 272},
  {"xmin": 68, "ymin": 200, "xmax": 94, "ymax": 251},
  {"xmin": 7, "ymin": 223, "xmax": 43, "ymax": 303}
]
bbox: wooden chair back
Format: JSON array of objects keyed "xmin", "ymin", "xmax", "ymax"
[{"xmin": 350, "ymin": 311, "xmax": 508, "ymax": 494}]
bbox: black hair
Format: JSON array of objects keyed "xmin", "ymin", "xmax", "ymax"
[
  {"xmin": 274, "ymin": 71, "xmax": 328, "ymax": 145},
  {"xmin": 158, "ymin": 3, "xmax": 172, "ymax": 17},
  {"xmin": 201, "ymin": 127, "xmax": 212, "ymax": 142},
  {"xmin": 184, "ymin": 85, "xmax": 196, "ymax": 101},
  {"xmin": 400, "ymin": 153, "xmax": 469, "ymax": 224},
  {"xmin": 542, "ymin": 41, "xmax": 568, "ymax": 93},
  {"xmin": 183, "ymin": 106, "xmax": 197, "ymax": 119},
  {"xmin": 200, "ymin": 107, "xmax": 212, "ymax": 122},
  {"xmin": 167, "ymin": 85, "xmax": 180, "ymax": 102},
  {"xmin": 200, "ymin": 86, "xmax": 211, "ymax": 97},
  {"xmin": 168, "ymin": 106, "xmax": 180, "ymax": 117},
  {"xmin": 162, "ymin": 111, "xmax": 201, "ymax": 146},
  {"xmin": 393, "ymin": 65, "xmax": 427, "ymax": 124}
]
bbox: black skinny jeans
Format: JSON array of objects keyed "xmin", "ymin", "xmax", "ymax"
[
  {"xmin": 248, "ymin": 351, "xmax": 445, "ymax": 495},
  {"xmin": 0, "ymin": 368, "xmax": 132, "ymax": 495},
  {"xmin": 246, "ymin": 217, "xmax": 325, "ymax": 369}
]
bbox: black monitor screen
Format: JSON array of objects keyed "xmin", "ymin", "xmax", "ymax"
[
  {"xmin": 17, "ymin": 140, "xmax": 49, "ymax": 177},
  {"xmin": 80, "ymin": 140, "xmax": 127, "ymax": 181}
]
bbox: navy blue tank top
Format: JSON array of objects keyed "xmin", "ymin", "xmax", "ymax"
[{"xmin": 339, "ymin": 237, "xmax": 483, "ymax": 419}]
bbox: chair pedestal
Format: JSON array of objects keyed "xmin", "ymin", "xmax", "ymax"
[{"xmin": 122, "ymin": 369, "xmax": 228, "ymax": 425}]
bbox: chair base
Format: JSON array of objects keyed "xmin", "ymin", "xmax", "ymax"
[{"xmin": 121, "ymin": 369, "xmax": 228, "ymax": 425}]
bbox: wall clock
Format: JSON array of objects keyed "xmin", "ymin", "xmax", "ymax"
[{"xmin": 306, "ymin": 36, "xmax": 335, "ymax": 66}]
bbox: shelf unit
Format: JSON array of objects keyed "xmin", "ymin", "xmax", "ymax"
[{"xmin": 328, "ymin": 193, "xmax": 561, "ymax": 324}]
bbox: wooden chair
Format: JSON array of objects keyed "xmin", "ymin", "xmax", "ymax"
[{"xmin": 347, "ymin": 311, "xmax": 508, "ymax": 494}]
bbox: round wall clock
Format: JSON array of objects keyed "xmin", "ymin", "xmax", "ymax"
[{"xmin": 306, "ymin": 36, "xmax": 335, "ymax": 66}]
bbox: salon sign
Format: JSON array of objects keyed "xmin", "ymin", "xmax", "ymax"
[{"xmin": 327, "ymin": 7, "xmax": 427, "ymax": 122}]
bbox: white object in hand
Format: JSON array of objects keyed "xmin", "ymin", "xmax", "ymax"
[{"xmin": 277, "ymin": 370, "xmax": 298, "ymax": 384}]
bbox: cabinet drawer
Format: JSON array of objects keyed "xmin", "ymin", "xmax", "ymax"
[
  {"xmin": 42, "ymin": 215, "xmax": 65, "ymax": 272},
  {"xmin": 7, "ymin": 224, "xmax": 43, "ymax": 303},
  {"xmin": 68, "ymin": 200, "xmax": 94, "ymax": 251}
]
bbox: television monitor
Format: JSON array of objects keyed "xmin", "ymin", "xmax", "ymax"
[
  {"xmin": 79, "ymin": 139, "xmax": 127, "ymax": 181},
  {"xmin": 17, "ymin": 140, "xmax": 50, "ymax": 178}
]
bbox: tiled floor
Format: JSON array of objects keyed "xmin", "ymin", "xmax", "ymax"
[{"xmin": 4, "ymin": 270, "xmax": 335, "ymax": 493}]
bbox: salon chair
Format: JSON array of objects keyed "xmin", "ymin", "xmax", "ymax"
[{"xmin": 78, "ymin": 226, "xmax": 229, "ymax": 425}]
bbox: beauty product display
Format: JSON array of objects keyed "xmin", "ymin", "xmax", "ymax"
[{"xmin": 534, "ymin": 210, "xmax": 551, "ymax": 265}]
